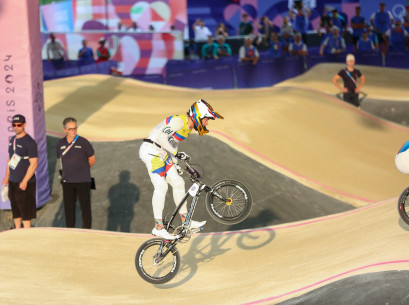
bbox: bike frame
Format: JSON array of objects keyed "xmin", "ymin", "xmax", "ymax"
[
  {"xmin": 165, "ymin": 180, "xmax": 205, "ymax": 233},
  {"xmin": 155, "ymin": 160, "xmax": 226, "ymax": 260}
]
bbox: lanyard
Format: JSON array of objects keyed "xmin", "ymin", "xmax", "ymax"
[
  {"xmin": 62, "ymin": 135, "xmax": 79, "ymax": 156},
  {"xmin": 60, "ymin": 135, "xmax": 79, "ymax": 171},
  {"xmin": 345, "ymin": 68, "xmax": 356, "ymax": 85},
  {"xmin": 13, "ymin": 137, "xmax": 16, "ymax": 152}
]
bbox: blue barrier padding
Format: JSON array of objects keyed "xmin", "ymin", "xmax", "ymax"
[
  {"xmin": 236, "ymin": 56, "xmax": 304, "ymax": 88},
  {"xmin": 167, "ymin": 62, "xmax": 235, "ymax": 89},
  {"xmin": 43, "ymin": 60, "xmax": 117, "ymax": 80},
  {"xmin": 385, "ymin": 52, "xmax": 409, "ymax": 69},
  {"xmin": 129, "ymin": 74, "xmax": 164, "ymax": 84}
]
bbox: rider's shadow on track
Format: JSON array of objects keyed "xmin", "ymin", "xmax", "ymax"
[{"xmin": 153, "ymin": 212, "xmax": 276, "ymax": 289}]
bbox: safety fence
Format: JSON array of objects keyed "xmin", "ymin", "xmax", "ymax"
[
  {"xmin": 163, "ymin": 51, "xmax": 408, "ymax": 89},
  {"xmin": 43, "ymin": 60, "xmax": 118, "ymax": 80},
  {"xmin": 43, "ymin": 51, "xmax": 409, "ymax": 89}
]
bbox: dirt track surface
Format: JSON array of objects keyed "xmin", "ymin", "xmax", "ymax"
[
  {"xmin": 2, "ymin": 64, "xmax": 409, "ymax": 304},
  {"xmin": 1, "ymin": 198, "xmax": 409, "ymax": 305}
]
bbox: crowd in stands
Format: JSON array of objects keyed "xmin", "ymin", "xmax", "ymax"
[
  {"xmin": 46, "ymin": 20, "xmax": 160, "ymax": 69},
  {"xmin": 185, "ymin": 2, "xmax": 409, "ymax": 64},
  {"xmin": 46, "ymin": 33, "xmax": 112, "ymax": 68}
]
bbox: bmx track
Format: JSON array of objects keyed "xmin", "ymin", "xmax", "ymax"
[{"xmin": 1, "ymin": 63, "xmax": 409, "ymax": 304}]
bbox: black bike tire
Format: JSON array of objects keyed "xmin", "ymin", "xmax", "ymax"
[
  {"xmin": 135, "ymin": 238, "xmax": 180, "ymax": 284},
  {"xmin": 398, "ymin": 186, "xmax": 409, "ymax": 225},
  {"xmin": 205, "ymin": 179, "xmax": 252, "ymax": 225}
]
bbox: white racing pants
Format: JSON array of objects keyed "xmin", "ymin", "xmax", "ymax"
[{"xmin": 139, "ymin": 142, "xmax": 187, "ymax": 219}]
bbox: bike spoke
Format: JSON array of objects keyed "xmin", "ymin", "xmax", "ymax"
[
  {"xmin": 212, "ymin": 185, "xmax": 247, "ymax": 218},
  {"xmin": 140, "ymin": 244, "xmax": 176, "ymax": 279}
]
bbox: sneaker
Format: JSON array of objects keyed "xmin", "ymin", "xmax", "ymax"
[
  {"xmin": 189, "ymin": 220, "xmax": 207, "ymax": 229},
  {"xmin": 152, "ymin": 228, "xmax": 178, "ymax": 240}
]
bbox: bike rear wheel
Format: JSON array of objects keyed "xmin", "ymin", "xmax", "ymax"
[
  {"xmin": 135, "ymin": 238, "xmax": 180, "ymax": 284},
  {"xmin": 398, "ymin": 186, "xmax": 409, "ymax": 225},
  {"xmin": 206, "ymin": 179, "xmax": 252, "ymax": 225}
]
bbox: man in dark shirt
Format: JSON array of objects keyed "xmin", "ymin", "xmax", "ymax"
[
  {"xmin": 56, "ymin": 117, "xmax": 96, "ymax": 228},
  {"xmin": 238, "ymin": 13, "xmax": 253, "ymax": 36},
  {"xmin": 2, "ymin": 114, "xmax": 38, "ymax": 229},
  {"xmin": 332, "ymin": 54, "xmax": 366, "ymax": 107}
]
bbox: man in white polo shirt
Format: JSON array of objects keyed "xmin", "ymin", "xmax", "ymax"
[{"xmin": 192, "ymin": 18, "xmax": 212, "ymax": 41}]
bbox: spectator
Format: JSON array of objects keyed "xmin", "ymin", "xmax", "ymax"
[
  {"xmin": 269, "ymin": 32, "xmax": 284, "ymax": 58},
  {"xmin": 370, "ymin": 2, "xmax": 393, "ymax": 54},
  {"xmin": 57, "ymin": 117, "xmax": 96, "ymax": 229},
  {"xmin": 201, "ymin": 36, "xmax": 218, "ymax": 60},
  {"xmin": 256, "ymin": 16, "xmax": 275, "ymax": 49},
  {"xmin": 96, "ymin": 37, "xmax": 110, "ymax": 63},
  {"xmin": 403, "ymin": 6, "xmax": 409, "ymax": 33},
  {"xmin": 357, "ymin": 29, "xmax": 376, "ymax": 53},
  {"xmin": 238, "ymin": 13, "xmax": 254, "ymax": 36},
  {"xmin": 46, "ymin": 33, "xmax": 66, "ymax": 68},
  {"xmin": 280, "ymin": 31, "xmax": 294, "ymax": 55},
  {"xmin": 280, "ymin": 16, "xmax": 293, "ymax": 36},
  {"xmin": 239, "ymin": 36, "xmax": 259, "ymax": 65},
  {"xmin": 350, "ymin": 6, "xmax": 366, "ymax": 52},
  {"xmin": 192, "ymin": 18, "xmax": 212, "ymax": 41},
  {"xmin": 319, "ymin": 24, "xmax": 332, "ymax": 42},
  {"xmin": 2, "ymin": 114, "xmax": 38, "ymax": 229},
  {"xmin": 318, "ymin": 6, "xmax": 332, "ymax": 34},
  {"xmin": 257, "ymin": 16, "xmax": 273, "ymax": 37},
  {"xmin": 78, "ymin": 39, "xmax": 94, "ymax": 65},
  {"xmin": 184, "ymin": 39, "xmax": 199, "ymax": 60},
  {"xmin": 215, "ymin": 23, "xmax": 229, "ymax": 38},
  {"xmin": 215, "ymin": 35, "xmax": 232, "ymax": 57},
  {"xmin": 366, "ymin": 23, "xmax": 379, "ymax": 51},
  {"xmin": 332, "ymin": 54, "xmax": 366, "ymax": 107},
  {"xmin": 116, "ymin": 21, "xmax": 125, "ymax": 32},
  {"xmin": 289, "ymin": 32, "xmax": 308, "ymax": 56},
  {"xmin": 331, "ymin": 9, "xmax": 346, "ymax": 36},
  {"xmin": 319, "ymin": 26, "xmax": 346, "ymax": 56},
  {"xmin": 289, "ymin": 2, "xmax": 311, "ymax": 44},
  {"xmin": 128, "ymin": 21, "xmax": 142, "ymax": 32},
  {"xmin": 403, "ymin": 6, "xmax": 409, "ymax": 50},
  {"xmin": 383, "ymin": 20, "xmax": 409, "ymax": 52}
]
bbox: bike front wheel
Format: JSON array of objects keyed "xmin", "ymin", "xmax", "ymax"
[
  {"xmin": 398, "ymin": 186, "xmax": 409, "ymax": 225},
  {"xmin": 135, "ymin": 238, "xmax": 180, "ymax": 284},
  {"xmin": 206, "ymin": 179, "xmax": 252, "ymax": 225}
]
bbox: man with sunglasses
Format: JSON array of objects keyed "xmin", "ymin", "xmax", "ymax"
[
  {"xmin": 56, "ymin": 117, "xmax": 96, "ymax": 229},
  {"xmin": 2, "ymin": 114, "xmax": 38, "ymax": 229}
]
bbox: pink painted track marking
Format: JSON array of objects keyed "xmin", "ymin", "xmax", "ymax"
[{"xmin": 200, "ymin": 197, "xmax": 391, "ymax": 237}]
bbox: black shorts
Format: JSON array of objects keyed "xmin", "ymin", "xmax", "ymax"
[
  {"xmin": 352, "ymin": 36, "xmax": 360, "ymax": 46},
  {"xmin": 8, "ymin": 181, "xmax": 36, "ymax": 220},
  {"xmin": 343, "ymin": 92, "xmax": 360, "ymax": 107},
  {"xmin": 377, "ymin": 33, "xmax": 385, "ymax": 44}
]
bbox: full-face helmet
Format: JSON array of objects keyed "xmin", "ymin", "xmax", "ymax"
[{"xmin": 188, "ymin": 99, "xmax": 223, "ymax": 136}]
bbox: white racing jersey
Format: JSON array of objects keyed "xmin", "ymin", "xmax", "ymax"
[{"xmin": 146, "ymin": 115, "xmax": 192, "ymax": 157}]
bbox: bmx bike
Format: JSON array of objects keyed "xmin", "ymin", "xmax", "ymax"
[
  {"xmin": 398, "ymin": 186, "xmax": 409, "ymax": 225},
  {"xmin": 135, "ymin": 157, "xmax": 252, "ymax": 284}
]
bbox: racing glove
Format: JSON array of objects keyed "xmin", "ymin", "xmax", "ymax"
[{"xmin": 175, "ymin": 152, "xmax": 190, "ymax": 160}]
